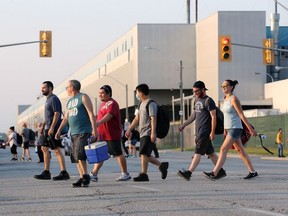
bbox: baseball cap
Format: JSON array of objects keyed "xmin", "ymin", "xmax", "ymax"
[{"xmin": 193, "ymin": 81, "xmax": 208, "ymax": 90}]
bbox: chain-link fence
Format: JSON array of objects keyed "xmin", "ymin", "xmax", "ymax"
[{"xmin": 157, "ymin": 114, "xmax": 288, "ymax": 151}]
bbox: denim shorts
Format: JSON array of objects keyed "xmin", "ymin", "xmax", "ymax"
[{"xmin": 226, "ymin": 129, "xmax": 243, "ymax": 140}]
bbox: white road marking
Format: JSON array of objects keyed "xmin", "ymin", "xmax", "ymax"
[
  {"xmin": 129, "ymin": 185, "xmax": 162, "ymax": 192},
  {"xmin": 242, "ymin": 207, "xmax": 287, "ymax": 216}
]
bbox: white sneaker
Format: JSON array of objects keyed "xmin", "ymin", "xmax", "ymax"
[
  {"xmin": 116, "ymin": 173, "xmax": 131, "ymax": 181},
  {"xmin": 89, "ymin": 172, "xmax": 98, "ymax": 182}
]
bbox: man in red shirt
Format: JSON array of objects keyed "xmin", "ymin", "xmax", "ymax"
[{"xmin": 89, "ymin": 85, "xmax": 131, "ymax": 182}]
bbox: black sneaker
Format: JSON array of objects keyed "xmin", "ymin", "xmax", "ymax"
[
  {"xmin": 82, "ymin": 174, "xmax": 90, "ymax": 187},
  {"xmin": 34, "ymin": 171, "xmax": 51, "ymax": 180},
  {"xmin": 72, "ymin": 178, "xmax": 83, "ymax": 188},
  {"xmin": 203, "ymin": 168, "xmax": 227, "ymax": 181},
  {"xmin": 133, "ymin": 173, "xmax": 149, "ymax": 182},
  {"xmin": 53, "ymin": 171, "xmax": 70, "ymax": 181},
  {"xmin": 177, "ymin": 169, "xmax": 191, "ymax": 181},
  {"xmin": 159, "ymin": 162, "xmax": 169, "ymax": 179},
  {"xmin": 243, "ymin": 172, "xmax": 258, "ymax": 180}
]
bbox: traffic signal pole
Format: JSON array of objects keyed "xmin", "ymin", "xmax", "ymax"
[
  {"xmin": 231, "ymin": 42, "xmax": 288, "ymax": 53},
  {"xmin": 0, "ymin": 40, "xmax": 46, "ymax": 48}
]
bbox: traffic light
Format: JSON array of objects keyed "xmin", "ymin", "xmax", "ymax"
[
  {"xmin": 219, "ymin": 35, "xmax": 232, "ymax": 62},
  {"xmin": 263, "ymin": 38, "xmax": 274, "ymax": 65},
  {"xmin": 40, "ymin": 31, "xmax": 52, "ymax": 57}
]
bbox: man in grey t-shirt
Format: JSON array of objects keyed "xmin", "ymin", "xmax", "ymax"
[
  {"xmin": 177, "ymin": 81, "xmax": 226, "ymax": 181},
  {"xmin": 20, "ymin": 123, "xmax": 32, "ymax": 161},
  {"xmin": 126, "ymin": 84, "xmax": 169, "ymax": 182}
]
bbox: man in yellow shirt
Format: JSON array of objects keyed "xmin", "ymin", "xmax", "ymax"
[{"xmin": 275, "ymin": 128, "xmax": 285, "ymax": 157}]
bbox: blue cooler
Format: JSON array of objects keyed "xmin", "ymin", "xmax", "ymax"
[{"xmin": 85, "ymin": 141, "xmax": 109, "ymax": 164}]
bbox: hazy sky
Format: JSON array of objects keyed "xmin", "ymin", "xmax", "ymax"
[{"xmin": 0, "ymin": 0, "xmax": 287, "ymax": 132}]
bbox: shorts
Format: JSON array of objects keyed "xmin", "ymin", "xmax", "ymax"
[
  {"xmin": 107, "ymin": 140, "xmax": 123, "ymax": 156},
  {"xmin": 226, "ymin": 129, "xmax": 243, "ymax": 140},
  {"xmin": 139, "ymin": 136, "xmax": 154, "ymax": 157},
  {"xmin": 195, "ymin": 135, "xmax": 215, "ymax": 155},
  {"xmin": 70, "ymin": 133, "xmax": 91, "ymax": 163},
  {"xmin": 23, "ymin": 141, "xmax": 29, "ymax": 149},
  {"xmin": 11, "ymin": 144, "xmax": 17, "ymax": 155},
  {"xmin": 130, "ymin": 139, "xmax": 137, "ymax": 146},
  {"xmin": 42, "ymin": 129, "xmax": 62, "ymax": 150}
]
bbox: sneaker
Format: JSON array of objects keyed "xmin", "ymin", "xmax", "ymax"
[
  {"xmin": 159, "ymin": 162, "xmax": 169, "ymax": 179},
  {"xmin": 27, "ymin": 158, "xmax": 32, "ymax": 161},
  {"xmin": 243, "ymin": 172, "xmax": 258, "ymax": 180},
  {"xmin": 89, "ymin": 172, "xmax": 98, "ymax": 182},
  {"xmin": 133, "ymin": 173, "xmax": 149, "ymax": 182},
  {"xmin": 177, "ymin": 169, "xmax": 191, "ymax": 181},
  {"xmin": 34, "ymin": 171, "xmax": 51, "ymax": 180},
  {"xmin": 20, "ymin": 157, "xmax": 25, "ymax": 161},
  {"xmin": 116, "ymin": 173, "xmax": 131, "ymax": 181},
  {"xmin": 72, "ymin": 178, "xmax": 83, "ymax": 188},
  {"xmin": 82, "ymin": 174, "xmax": 90, "ymax": 187},
  {"xmin": 203, "ymin": 168, "xmax": 227, "ymax": 181},
  {"xmin": 11, "ymin": 158, "xmax": 17, "ymax": 161},
  {"xmin": 52, "ymin": 171, "xmax": 70, "ymax": 181}
]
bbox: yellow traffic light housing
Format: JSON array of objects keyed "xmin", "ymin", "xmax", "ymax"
[
  {"xmin": 263, "ymin": 39, "xmax": 274, "ymax": 65},
  {"xmin": 219, "ymin": 35, "xmax": 232, "ymax": 62},
  {"xmin": 40, "ymin": 31, "xmax": 52, "ymax": 57}
]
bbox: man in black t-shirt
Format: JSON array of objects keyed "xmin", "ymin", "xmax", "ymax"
[{"xmin": 177, "ymin": 81, "xmax": 226, "ymax": 181}]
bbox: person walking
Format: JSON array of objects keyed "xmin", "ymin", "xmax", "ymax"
[
  {"xmin": 35, "ymin": 123, "xmax": 44, "ymax": 163},
  {"xmin": 20, "ymin": 123, "xmax": 32, "ymax": 161},
  {"xmin": 275, "ymin": 128, "xmax": 285, "ymax": 157},
  {"xmin": 89, "ymin": 85, "xmax": 131, "ymax": 182},
  {"xmin": 34, "ymin": 81, "xmax": 70, "ymax": 181},
  {"xmin": 125, "ymin": 83, "xmax": 169, "ymax": 182},
  {"xmin": 6, "ymin": 126, "xmax": 18, "ymax": 161},
  {"xmin": 203, "ymin": 80, "xmax": 258, "ymax": 180},
  {"xmin": 177, "ymin": 81, "xmax": 225, "ymax": 181},
  {"xmin": 56, "ymin": 80, "xmax": 97, "ymax": 187},
  {"xmin": 127, "ymin": 129, "xmax": 140, "ymax": 158}
]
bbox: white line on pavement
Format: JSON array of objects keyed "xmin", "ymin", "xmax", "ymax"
[
  {"xmin": 242, "ymin": 207, "xmax": 287, "ymax": 216},
  {"xmin": 129, "ymin": 185, "xmax": 162, "ymax": 192}
]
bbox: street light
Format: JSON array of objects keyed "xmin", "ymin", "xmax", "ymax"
[
  {"xmin": 254, "ymin": 72, "xmax": 274, "ymax": 82},
  {"xmin": 275, "ymin": 66, "xmax": 288, "ymax": 71},
  {"xmin": 101, "ymin": 74, "xmax": 129, "ymax": 122},
  {"xmin": 144, "ymin": 46, "xmax": 184, "ymax": 151}
]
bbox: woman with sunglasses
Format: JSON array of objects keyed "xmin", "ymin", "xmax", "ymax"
[{"xmin": 203, "ymin": 79, "xmax": 258, "ymax": 180}]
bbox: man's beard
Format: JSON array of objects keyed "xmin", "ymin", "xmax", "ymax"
[{"xmin": 42, "ymin": 91, "xmax": 48, "ymax": 96}]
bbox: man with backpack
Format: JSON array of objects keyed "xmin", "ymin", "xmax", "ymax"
[
  {"xmin": 177, "ymin": 81, "xmax": 226, "ymax": 181},
  {"xmin": 20, "ymin": 123, "xmax": 32, "ymax": 161},
  {"xmin": 125, "ymin": 83, "xmax": 169, "ymax": 182}
]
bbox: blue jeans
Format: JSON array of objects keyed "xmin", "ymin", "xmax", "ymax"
[{"xmin": 278, "ymin": 144, "xmax": 284, "ymax": 157}]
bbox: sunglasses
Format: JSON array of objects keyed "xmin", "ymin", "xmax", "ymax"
[{"xmin": 221, "ymin": 84, "xmax": 231, "ymax": 88}]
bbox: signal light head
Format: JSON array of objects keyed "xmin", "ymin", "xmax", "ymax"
[{"xmin": 219, "ymin": 35, "xmax": 231, "ymax": 62}]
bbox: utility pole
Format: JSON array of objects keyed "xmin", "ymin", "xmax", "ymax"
[
  {"xmin": 195, "ymin": 0, "xmax": 198, "ymax": 23},
  {"xmin": 179, "ymin": 60, "xmax": 184, "ymax": 152},
  {"xmin": 186, "ymin": 0, "xmax": 190, "ymax": 24}
]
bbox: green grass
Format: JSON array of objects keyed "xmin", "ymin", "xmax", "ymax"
[{"xmin": 161, "ymin": 146, "xmax": 279, "ymax": 157}]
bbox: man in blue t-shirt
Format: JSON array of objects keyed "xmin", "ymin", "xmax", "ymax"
[
  {"xmin": 34, "ymin": 81, "xmax": 70, "ymax": 181},
  {"xmin": 177, "ymin": 81, "xmax": 226, "ymax": 181}
]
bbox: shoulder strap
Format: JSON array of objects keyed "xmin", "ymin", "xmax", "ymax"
[{"xmin": 204, "ymin": 97, "xmax": 210, "ymax": 109}]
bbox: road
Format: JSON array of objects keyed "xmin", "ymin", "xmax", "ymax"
[{"xmin": 0, "ymin": 147, "xmax": 288, "ymax": 216}]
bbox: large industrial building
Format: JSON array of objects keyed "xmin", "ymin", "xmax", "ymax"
[{"xmin": 17, "ymin": 11, "xmax": 288, "ymax": 148}]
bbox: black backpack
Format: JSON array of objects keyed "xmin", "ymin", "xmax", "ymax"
[
  {"xmin": 205, "ymin": 97, "xmax": 224, "ymax": 135},
  {"xmin": 28, "ymin": 129, "xmax": 36, "ymax": 141},
  {"xmin": 16, "ymin": 133, "xmax": 23, "ymax": 145},
  {"xmin": 145, "ymin": 100, "xmax": 170, "ymax": 139}
]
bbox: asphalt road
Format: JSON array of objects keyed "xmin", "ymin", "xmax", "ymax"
[{"xmin": 0, "ymin": 147, "xmax": 288, "ymax": 216}]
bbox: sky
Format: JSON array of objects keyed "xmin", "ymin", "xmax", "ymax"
[{"xmin": 0, "ymin": 0, "xmax": 288, "ymax": 132}]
